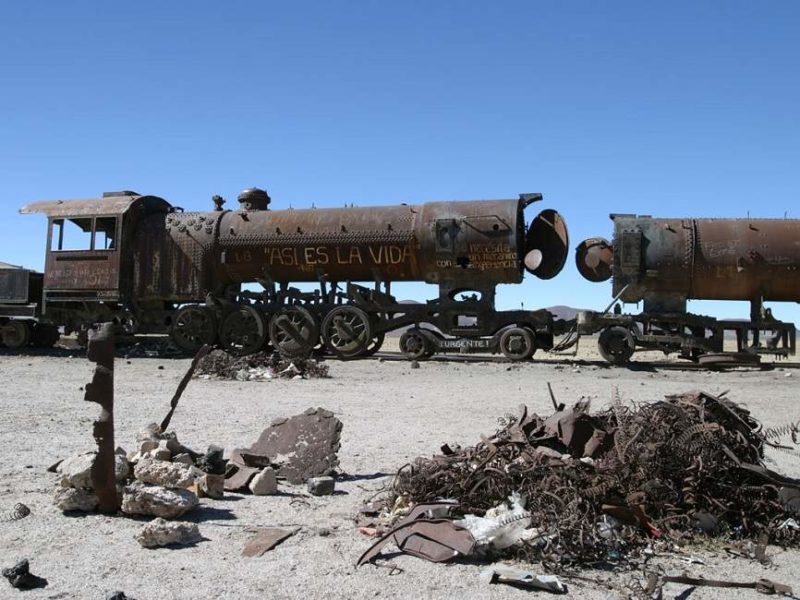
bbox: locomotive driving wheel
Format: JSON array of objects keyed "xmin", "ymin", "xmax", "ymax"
[
  {"xmin": 499, "ymin": 327, "xmax": 536, "ymax": 361},
  {"xmin": 1, "ymin": 320, "xmax": 31, "ymax": 349},
  {"xmin": 321, "ymin": 305, "xmax": 371, "ymax": 359},
  {"xmin": 399, "ymin": 328, "xmax": 430, "ymax": 360},
  {"xmin": 362, "ymin": 333, "xmax": 386, "ymax": 357},
  {"xmin": 171, "ymin": 305, "xmax": 217, "ymax": 354},
  {"xmin": 268, "ymin": 306, "xmax": 319, "ymax": 358},
  {"xmin": 220, "ymin": 305, "xmax": 267, "ymax": 356},
  {"xmin": 598, "ymin": 326, "xmax": 635, "ymax": 365}
]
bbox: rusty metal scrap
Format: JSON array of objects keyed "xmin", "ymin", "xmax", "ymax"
[
  {"xmin": 84, "ymin": 323, "xmax": 119, "ymax": 513},
  {"xmin": 241, "ymin": 528, "xmax": 296, "ymax": 557},
  {"xmin": 357, "ymin": 519, "xmax": 476, "ymax": 566},
  {"xmin": 160, "ymin": 344, "xmax": 211, "ymax": 431},
  {"xmin": 384, "ymin": 389, "xmax": 800, "ymax": 569},
  {"xmin": 249, "ymin": 408, "xmax": 342, "ymax": 484}
]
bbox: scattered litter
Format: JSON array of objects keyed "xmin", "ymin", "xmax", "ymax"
[
  {"xmin": 455, "ymin": 493, "xmax": 532, "ymax": 550},
  {"xmin": 242, "ymin": 528, "xmax": 296, "ymax": 557},
  {"xmin": 479, "ymin": 565, "xmax": 566, "ymax": 593},
  {"xmin": 778, "ymin": 518, "xmax": 800, "ymax": 531},
  {"xmin": 2, "ymin": 559, "xmax": 48, "ymax": 590},
  {"xmin": 196, "ymin": 350, "xmax": 330, "ymax": 381}
]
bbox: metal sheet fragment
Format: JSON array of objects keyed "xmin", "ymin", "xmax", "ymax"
[
  {"xmin": 249, "ymin": 407, "xmax": 342, "ymax": 484},
  {"xmin": 241, "ymin": 528, "xmax": 295, "ymax": 557},
  {"xmin": 357, "ymin": 519, "xmax": 475, "ymax": 566}
]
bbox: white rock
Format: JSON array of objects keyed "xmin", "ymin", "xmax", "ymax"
[
  {"xmin": 142, "ymin": 448, "xmax": 172, "ymax": 461},
  {"xmin": 134, "ymin": 458, "xmax": 195, "ymax": 488},
  {"xmin": 53, "ymin": 486, "xmax": 98, "ymax": 512},
  {"xmin": 58, "ymin": 452, "xmax": 96, "ymax": 489},
  {"xmin": 248, "ymin": 467, "xmax": 278, "ymax": 495},
  {"xmin": 139, "ymin": 440, "xmax": 159, "ymax": 454},
  {"xmin": 121, "ymin": 481, "xmax": 198, "ymax": 519},
  {"xmin": 135, "ymin": 518, "xmax": 202, "ymax": 548}
]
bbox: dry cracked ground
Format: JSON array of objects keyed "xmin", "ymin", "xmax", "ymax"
[{"xmin": 1, "ymin": 339, "xmax": 799, "ymax": 599}]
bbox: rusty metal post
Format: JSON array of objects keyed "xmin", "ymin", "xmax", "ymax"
[{"xmin": 84, "ymin": 323, "xmax": 118, "ymax": 513}]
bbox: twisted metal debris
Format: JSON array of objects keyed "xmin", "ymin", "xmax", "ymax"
[
  {"xmin": 389, "ymin": 390, "xmax": 800, "ymax": 569},
  {"xmin": 195, "ymin": 350, "xmax": 330, "ymax": 380}
]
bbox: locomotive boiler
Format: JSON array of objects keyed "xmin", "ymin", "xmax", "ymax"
[
  {"xmin": 575, "ymin": 214, "xmax": 799, "ymax": 364},
  {"xmin": 11, "ymin": 189, "xmax": 570, "ymax": 360}
]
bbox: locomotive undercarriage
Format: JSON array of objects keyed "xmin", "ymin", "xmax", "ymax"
[
  {"xmin": 577, "ymin": 308, "xmax": 797, "ymax": 366},
  {"xmin": 168, "ymin": 280, "xmax": 559, "ymax": 361}
]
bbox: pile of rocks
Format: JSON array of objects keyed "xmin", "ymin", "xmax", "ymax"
[{"xmin": 53, "ymin": 424, "xmax": 226, "ymax": 520}]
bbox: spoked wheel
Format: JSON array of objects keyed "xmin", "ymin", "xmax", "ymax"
[
  {"xmin": 1, "ymin": 320, "xmax": 31, "ymax": 349},
  {"xmin": 362, "ymin": 333, "xmax": 386, "ymax": 357},
  {"xmin": 499, "ymin": 327, "xmax": 536, "ymax": 361},
  {"xmin": 598, "ymin": 326, "xmax": 635, "ymax": 365},
  {"xmin": 219, "ymin": 305, "xmax": 267, "ymax": 356},
  {"xmin": 321, "ymin": 305, "xmax": 372, "ymax": 359},
  {"xmin": 170, "ymin": 305, "xmax": 217, "ymax": 354},
  {"xmin": 399, "ymin": 328, "xmax": 430, "ymax": 360},
  {"xmin": 269, "ymin": 306, "xmax": 319, "ymax": 358}
]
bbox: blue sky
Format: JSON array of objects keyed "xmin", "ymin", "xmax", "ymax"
[{"xmin": 1, "ymin": 2, "xmax": 798, "ymax": 323}]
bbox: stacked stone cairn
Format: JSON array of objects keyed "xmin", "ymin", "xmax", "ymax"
[{"xmin": 52, "ymin": 424, "xmax": 229, "ymax": 546}]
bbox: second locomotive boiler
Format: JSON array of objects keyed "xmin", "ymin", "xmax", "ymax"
[{"xmin": 575, "ymin": 214, "xmax": 799, "ymax": 364}]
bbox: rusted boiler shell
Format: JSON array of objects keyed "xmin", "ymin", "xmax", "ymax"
[
  {"xmin": 210, "ymin": 199, "xmax": 568, "ymax": 287},
  {"xmin": 576, "ymin": 215, "xmax": 800, "ymax": 303}
]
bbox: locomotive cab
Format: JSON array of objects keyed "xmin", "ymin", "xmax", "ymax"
[{"xmin": 20, "ymin": 192, "xmax": 171, "ymax": 324}]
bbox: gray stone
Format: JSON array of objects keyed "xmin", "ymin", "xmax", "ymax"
[
  {"xmin": 307, "ymin": 476, "xmax": 335, "ymax": 496},
  {"xmin": 173, "ymin": 453, "xmax": 194, "ymax": 466},
  {"xmin": 134, "ymin": 458, "xmax": 195, "ymax": 488},
  {"xmin": 199, "ymin": 473, "xmax": 225, "ymax": 499},
  {"xmin": 58, "ymin": 452, "xmax": 95, "ymax": 489},
  {"xmin": 248, "ymin": 468, "xmax": 278, "ymax": 495},
  {"xmin": 249, "ymin": 407, "xmax": 342, "ymax": 484},
  {"xmin": 115, "ymin": 454, "xmax": 130, "ymax": 482},
  {"xmin": 53, "ymin": 486, "xmax": 98, "ymax": 511},
  {"xmin": 121, "ymin": 481, "xmax": 198, "ymax": 519},
  {"xmin": 135, "ymin": 518, "xmax": 202, "ymax": 548}
]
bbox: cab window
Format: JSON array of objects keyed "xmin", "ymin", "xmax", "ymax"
[{"xmin": 51, "ymin": 217, "xmax": 118, "ymax": 251}]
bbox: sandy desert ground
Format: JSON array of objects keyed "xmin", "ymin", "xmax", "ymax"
[{"xmin": 1, "ymin": 338, "xmax": 799, "ymax": 600}]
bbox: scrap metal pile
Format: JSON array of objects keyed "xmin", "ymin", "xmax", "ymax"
[
  {"xmin": 380, "ymin": 390, "xmax": 800, "ymax": 569},
  {"xmin": 195, "ymin": 350, "xmax": 330, "ymax": 380}
]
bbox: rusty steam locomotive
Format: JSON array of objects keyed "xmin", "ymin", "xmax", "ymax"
[
  {"xmin": 0, "ymin": 189, "xmax": 570, "ymax": 360},
  {"xmin": 575, "ymin": 215, "xmax": 799, "ymax": 364}
]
